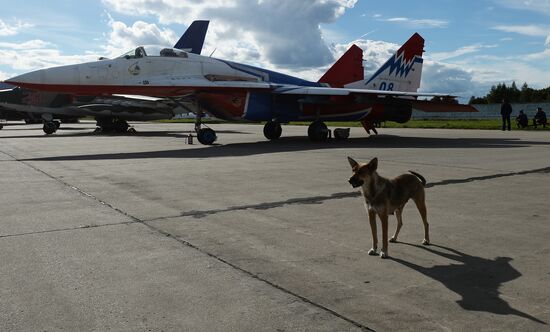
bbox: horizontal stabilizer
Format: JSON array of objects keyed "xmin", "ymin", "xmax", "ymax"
[{"xmin": 411, "ymin": 100, "xmax": 477, "ymax": 112}]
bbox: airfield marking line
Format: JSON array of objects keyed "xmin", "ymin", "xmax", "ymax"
[
  {"xmin": 0, "ymin": 221, "xmax": 137, "ymax": 240},
  {"xmin": 0, "ymin": 149, "xmax": 375, "ymax": 332},
  {"xmin": 144, "ymin": 165, "xmax": 550, "ymax": 222},
  {"xmin": 145, "ymin": 192, "xmax": 361, "ymax": 222},
  {"xmin": 424, "ymin": 166, "xmax": 550, "ymax": 188},
  {"xmin": 138, "ymin": 219, "xmax": 376, "ymax": 332}
]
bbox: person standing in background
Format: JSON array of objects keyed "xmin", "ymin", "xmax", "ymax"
[{"xmin": 500, "ymin": 99, "xmax": 513, "ymax": 131}]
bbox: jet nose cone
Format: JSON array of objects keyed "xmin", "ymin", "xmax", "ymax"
[{"xmin": 5, "ymin": 70, "xmax": 44, "ymax": 86}]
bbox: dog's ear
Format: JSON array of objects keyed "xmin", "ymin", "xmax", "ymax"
[
  {"xmin": 347, "ymin": 157, "xmax": 359, "ymax": 169},
  {"xmin": 367, "ymin": 157, "xmax": 378, "ymax": 171}
]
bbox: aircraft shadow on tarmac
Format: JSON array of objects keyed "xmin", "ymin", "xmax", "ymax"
[
  {"xmin": 391, "ymin": 243, "xmax": 546, "ymax": 325},
  {"xmin": 20, "ymin": 134, "xmax": 550, "ymax": 162},
  {"xmin": 0, "ymin": 129, "xmax": 249, "ymax": 139}
]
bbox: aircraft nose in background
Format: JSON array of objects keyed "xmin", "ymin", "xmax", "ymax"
[{"xmin": 5, "ymin": 69, "xmax": 44, "ymax": 86}]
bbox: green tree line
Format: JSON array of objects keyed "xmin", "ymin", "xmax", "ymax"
[{"xmin": 469, "ymin": 82, "xmax": 550, "ymax": 104}]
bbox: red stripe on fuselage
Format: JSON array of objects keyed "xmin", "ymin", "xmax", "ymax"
[{"xmin": 5, "ymin": 82, "xmax": 269, "ymax": 97}]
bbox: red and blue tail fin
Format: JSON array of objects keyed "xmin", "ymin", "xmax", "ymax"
[
  {"xmin": 345, "ymin": 33, "xmax": 425, "ymax": 92},
  {"xmin": 174, "ymin": 20, "xmax": 210, "ymax": 55},
  {"xmin": 318, "ymin": 44, "xmax": 364, "ymax": 88}
]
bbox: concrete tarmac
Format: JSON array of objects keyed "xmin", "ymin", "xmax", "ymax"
[{"xmin": 1, "ymin": 122, "xmax": 549, "ymax": 331}]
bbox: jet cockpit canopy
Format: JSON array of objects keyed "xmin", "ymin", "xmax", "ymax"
[{"xmin": 118, "ymin": 46, "xmax": 189, "ymax": 59}]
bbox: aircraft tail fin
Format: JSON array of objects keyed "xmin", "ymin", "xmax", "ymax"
[
  {"xmin": 345, "ymin": 33, "xmax": 425, "ymax": 92},
  {"xmin": 318, "ymin": 44, "xmax": 364, "ymax": 87},
  {"xmin": 174, "ymin": 20, "xmax": 210, "ymax": 54}
]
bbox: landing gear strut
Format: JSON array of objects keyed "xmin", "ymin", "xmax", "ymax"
[
  {"xmin": 263, "ymin": 121, "xmax": 282, "ymax": 140},
  {"xmin": 194, "ymin": 110, "xmax": 217, "ymax": 145},
  {"xmin": 308, "ymin": 120, "xmax": 329, "ymax": 141},
  {"xmin": 113, "ymin": 119, "xmax": 129, "ymax": 133}
]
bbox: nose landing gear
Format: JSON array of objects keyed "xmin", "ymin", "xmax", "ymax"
[{"xmin": 194, "ymin": 110, "xmax": 217, "ymax": 145}]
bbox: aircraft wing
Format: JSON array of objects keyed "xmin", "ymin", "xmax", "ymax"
[
  {"xmin": 272, "ymin": 85, "xmax": 452, "ymax": 98},
  {"xmin": 270, "ymin": 85, "xmax": 477, "ymax": 112}
]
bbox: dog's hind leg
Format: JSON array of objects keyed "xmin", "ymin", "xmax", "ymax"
[
  {"xmin": 390, "ymin": 208, "xmax": 403, "ymax": 243},
  {"xmin": 413, "ymin": 193, "xmax": 430, "ymax": 245},
  {"xmin": 367, "ymin": 209, "xmax": 378, "ymax": 255},
  {"xmin": 379, "ymin": 213, "xmax": 389, "ymax": 258}
]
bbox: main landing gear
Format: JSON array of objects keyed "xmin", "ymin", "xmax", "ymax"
[
  {"xmin": 263, "ymin": 121, "xmax": 282, "ymax": 140},
  {"xmin": 194, "ymin": 111, "xmax": 217, "ymax": 145},
  {"xmin": 262, "ymin": 119, "xmax": 346, "ymax": 142},
  {"xmin": 308, "ymin": 120, "xmax": 329, "ymax": 142}
]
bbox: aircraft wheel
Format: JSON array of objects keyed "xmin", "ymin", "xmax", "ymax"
[
  {"xmin": 308, "ymin": 121, "xmax": 329, "ymax": 141},
  {"xmin": 53, "ymin": 120, "xmax": 61, "ymax": 129},
  {"xmin": 96, "ymin": 118, "xmax": 114, "ymax": 133},
  {"xmin": 263, "ymin": 121, "xmax": 282, "ymax": 140},
  {"xmin": 114, "ymin": 120, "xmax": 129, "ymax": 133},
  {"xmin": 197, "ymin": 128, "xmax": 217, "ymax": 145},
  {"xmin": 43, "ymin": 121, "xmax": 57, "ymax": 135}
]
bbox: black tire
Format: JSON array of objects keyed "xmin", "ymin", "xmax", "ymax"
[
  {"xmin": 197, "ymin": 128, "xmax": 217, "ymax": 145},
  {"xmin": 308, "ymin": 121, "xmax": 329, "ymax": 141},
  {"xmin": 96, "ymin": 118, "xmax": 114, "ymax": 133},
  {"xmin": 114, "ymin": 120, "xmax": 129, "ymax": 133},
  {"xmin": 43, "ymin": 122, "xmax": 57, "ymax": 135},
  {"xmin": 53, "ymin": 120, "xmax": 61, "ymax": 129},
  {"xmin": 263, "ymin": 121, "xmax": 282, "ymax": 140}
]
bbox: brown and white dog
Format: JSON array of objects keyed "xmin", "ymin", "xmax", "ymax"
[{"xmin": 347, "ymin": 157, "xmax": 430, "ymax": 258}]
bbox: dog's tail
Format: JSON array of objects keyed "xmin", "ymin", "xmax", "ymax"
[{"xmin": 409, "ymin": 171, "xmax": 427, "ymax": 186}]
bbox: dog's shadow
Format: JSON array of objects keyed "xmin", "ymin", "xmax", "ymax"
[{"xmin": 391, "ymin": 243, "xmax": 546, "ymax": 325}]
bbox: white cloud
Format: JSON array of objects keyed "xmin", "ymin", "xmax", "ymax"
[
  {"xmin": 381, "ymin": 17, "xmax": 448, "ymax": 28},
  {"xmin": 0, "ymin": 70, "xmax": 16, "ymax": 81},
  {"xmin": 0, "ymin": 19, "xmax": 33, "ymax": 36},
  {"xmin": 102, "ymin": 0, "xmax": 357, "ymax": 68},
  {"xmin": 493, "ymin": 24, "xmax": 549, "ymax": 37},
  {"xmin": 421, "ymin": 61, "xmax": 478, "ymax": 96},
  {"xmin": 430, "ymin": 44, "xmax": 497, "ymax": 61},
  {"xmin": 0, "ymin": 40, "xmax": 99, "ymax": 72},
  {"xmin": 496, "ymin": 0, "xmax": 550, "ymax": 15},
  {"xmin": 0, "ymin": 40, "xmax": 53, "ymax": 50},
  {"xmin": 102, "ymin": 16, "xmax": 178, "ymax": 57}
]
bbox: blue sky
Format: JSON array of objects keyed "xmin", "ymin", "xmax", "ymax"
[{"xmin": 1, "ymin": 0, "xmax": 549, "ymax": 99}]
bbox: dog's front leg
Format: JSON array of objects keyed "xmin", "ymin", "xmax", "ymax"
[
  {"xmin": 367, "ymin": 208, "xmax": 378, "ymax": 255},
  {"xmin": 379, "ymin": 212, "xmax": 389, "ymax": 258}
]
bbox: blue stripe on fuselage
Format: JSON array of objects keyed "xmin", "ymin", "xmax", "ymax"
[{"xmin": 219, "ymin": 60, "xmax": 322, "ymax": 87}]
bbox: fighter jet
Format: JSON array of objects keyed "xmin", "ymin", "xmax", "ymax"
[
  {"xmin": 5, "ymin": 32, "xmax": 475, "ymax": 143},
  {"xmin": 0, "ymin": 20, "xmax": 210, "ymax": 134}
]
